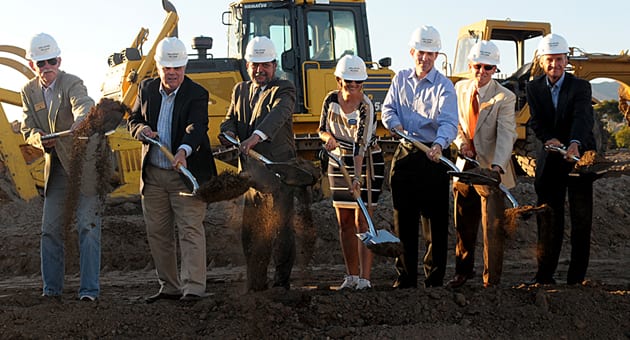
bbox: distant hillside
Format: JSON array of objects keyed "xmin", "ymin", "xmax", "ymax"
[{"xmin": 592, "ymin": 81, "xmax": 619, "ymax": 101}]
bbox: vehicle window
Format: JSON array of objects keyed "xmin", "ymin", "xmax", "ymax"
[
  {"xmin": 307, "ymin": 10, "xmax": 358, "ymax": 61},
  {"xmin": 245, "ymin": 8, "xmax": 293, "ymax": 69}
]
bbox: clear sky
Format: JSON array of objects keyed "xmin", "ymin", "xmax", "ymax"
[{"xmin": 1, "ymin": 0, "xmax": 628, "ymax": 121}]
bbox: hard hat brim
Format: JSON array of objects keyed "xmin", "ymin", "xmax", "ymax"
[
  {"xmin": 29, "ymin": 50, "xmax": 61, "ymax": 62},
  {"xmin": 246, "ymin": 57, "xmax": 276, "ymax": 63},
  {"xmin": 156, "ymin": 61, "xmax": 188, "ymax": 68}
]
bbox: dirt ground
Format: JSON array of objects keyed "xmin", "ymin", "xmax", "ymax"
[{"xmin": 0, "ymin": 150, "xmax": 629, "ymax": 339}]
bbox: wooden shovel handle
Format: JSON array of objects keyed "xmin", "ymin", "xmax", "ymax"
[{"xmin": 326, "ymin": 150, "xmax": 360, "ymax": 199}]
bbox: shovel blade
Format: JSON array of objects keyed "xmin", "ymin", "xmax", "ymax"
[
  {"xmin": 356, "ymin": 230, "xmax": 404, "ymax": 257},
  {"xmin": 265, "ymin": 163, "xmax": 317, "ymax": 187}
]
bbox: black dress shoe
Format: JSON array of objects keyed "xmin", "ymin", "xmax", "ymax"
[
  {"xmin": 392, "ymin": 279, "xmax": 416, "ymax": 289},
  {"xmin": 524, "ymin": 277, "xmax": 556, "ymax": 285},
  {"xmin": 446, "ymin": 274, "xmax": 469, "ymax": 288},
  {"xmin": 145, "ymin": 292, "xmax": 182, "ymax": 304}
]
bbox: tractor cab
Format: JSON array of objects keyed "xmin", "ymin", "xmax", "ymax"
[{"xmin": 223, "ymin": 0, "xmax": 393, "ymax": 121}]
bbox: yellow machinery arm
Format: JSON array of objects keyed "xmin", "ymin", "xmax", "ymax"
[{"xmin": 0, "ymin": 45, "xmax": 44, "ymax": 201}]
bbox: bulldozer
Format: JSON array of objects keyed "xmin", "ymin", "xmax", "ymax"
[
  {"xmin": 0, "ymin": 0, "xmax": 394, "ymax": 201},
  {"xmin": 446, "ymin": 19, "xmax": 630, "ymax": 175}
]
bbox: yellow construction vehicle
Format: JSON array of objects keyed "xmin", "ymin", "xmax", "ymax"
[
  {"xmin": 448, "ymin": 19, "xmax": 630, "ymax": 175},
  {"xmin": 0, "ymin": 0, "xmax": 394, "ymax": 201},
  {"xmin": 0, "ymin": 45, "xmax": 45, "ymax": 201},
  {"xmin": 100, "ymin": 0, "xmax": 394, "ymax": 197}
]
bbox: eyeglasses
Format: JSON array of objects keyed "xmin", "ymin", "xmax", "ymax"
[
  {"xmin": 472, "ymin": 64, "xmax": 494, "ymax": 71},
  {"xmin": 344, "ymin": 79, "xmax": 364, "ymax": 84},
  {"xmin": 36, "ymin": 58, "xmax": 58, "ymax": 68}
]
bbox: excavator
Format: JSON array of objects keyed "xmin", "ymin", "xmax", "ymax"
[
  {"xmin": 0, "ymin": 0, "xmax": 395, "ymax": 201},
  {"xmin": 446, "ymin": 19, "xmax": 630, "ymax": 175}
]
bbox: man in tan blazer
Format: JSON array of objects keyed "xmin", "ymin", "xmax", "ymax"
[
  {"xmin": 21, "ymin": 33, "xmax": 102, "ymax": 301},
  {"xmin": 448, "ymin": 40, "xmax": 517, "ymax": 288}
]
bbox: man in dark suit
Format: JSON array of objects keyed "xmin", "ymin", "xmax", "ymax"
[
  {"xmin": 128, "ymin": 37, "xmax": 216, "ymax": 302},
  {"xmin": 526, "ymin": 33, "xmax": 596, "ymax": 285},
  {"xmin": 219, "ymin": 36, "xmax": 298, "ymax": 291}
]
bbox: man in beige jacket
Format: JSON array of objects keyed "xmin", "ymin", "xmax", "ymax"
[
  {"xmin": 448, "ymin": 40, "xmax": 517, "ymax": 288},
  {"xmin": 21, "ymin": 33, "xmax": 102, "ymax": 301}
]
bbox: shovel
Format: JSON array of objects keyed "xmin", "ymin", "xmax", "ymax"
[
  {"xmin": 325, "ymin": 148, "xmax": 403, "ymax": 258},
  {"xmin": 41, "ymin": 98, "xmax": 128, "ymax": 141},
  {"xmin": 455, "ymin": 153, "xmax": 520, "ymax": 208},
  {"xmin": 221, "ymin": 133, "xmax": 316, "ymax": 187},
  {"xmin": 141, "ymin": 133, "xmax": 199, "ymax": 196},
  {"xmin": 391, "ymin": 128, "xmax": 519, "ymax": 208},
  {"xmin": 391, "ymin": 127, "xmax": 459, "ymax": 171}
]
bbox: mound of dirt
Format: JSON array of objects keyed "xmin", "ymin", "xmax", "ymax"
[{"xmin": 0, "ymin": 151, "xmax": 629, "ymax": 339}]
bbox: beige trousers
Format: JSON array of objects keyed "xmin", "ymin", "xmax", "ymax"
[{"xmin": 142, "ymin": 165, "xmax": 208, "ymax": 295}]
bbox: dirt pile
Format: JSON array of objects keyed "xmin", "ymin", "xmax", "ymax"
[{"xmin": 0, "ymin": 151, "xmax": 629, "ymax": 339}]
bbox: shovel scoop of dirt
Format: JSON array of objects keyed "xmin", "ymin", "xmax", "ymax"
[
  {"xmin": 573, "ymin": 150, "xmax": 614, "ymax": 176},
  {"xmin": 195, "ymin": 171, "xmax": 253, "ymax": 203},
  {"xmin": 504, "ymin": 204, "xmax": 551, "ymax": 237},
  {"xmin": 73, "ymin": 98, "xmax": 129, "ymax": 138},
  {"xmin": 367, "ymin": 241, "xmax": 405, "ymax": 258}
]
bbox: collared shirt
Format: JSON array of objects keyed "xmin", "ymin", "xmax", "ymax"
[
  {"xmin": 477, "ymin": 81, "xmax": 490, "ymax": 98},
  {"xmin": 41, "ymin": 79, "xmax": 57, "ymax": 110},
  {"xmin": 149, "ymin": 85, "xmax": 181, "ymax": 169},
  {"xmin": 546, "ymin": 73, "xmax": 565, "ymax": 110},
  {"xmin": 381, "ymin": 67, "xmax": 458, "ymax": 149}
]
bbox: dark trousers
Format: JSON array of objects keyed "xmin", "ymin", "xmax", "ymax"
[
  {"xmin": 242, "ymin": 187, "xmax": 296, "ymax": 291},
  {"xmin": 390, "ymin": 144, "xmax": 450, "ymax": 287},
  {"xmin": 534, "ymin": 158, "xmax": 593, "ymax": 284}
]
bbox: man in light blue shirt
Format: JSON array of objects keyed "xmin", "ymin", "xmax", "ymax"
[{"xmin": 381, "ymin": 25, "xmax": 458, "ymax": 288}]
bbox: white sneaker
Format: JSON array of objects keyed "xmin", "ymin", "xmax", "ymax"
[
  {"xmin": 356, "ymin": 278, "xmax": 372, "ymax": 290},
  {"xmin": 339, "ymin": 275, "xmax": 359, "ymax": 290}
]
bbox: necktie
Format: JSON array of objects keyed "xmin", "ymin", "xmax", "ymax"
[
  {"xmin": 250, "ymin": 86, "xmax": 261, "ymax": 110},
  {"xmin": 468, "ymin": 88, "xmax": 479, "ymax": 141}
]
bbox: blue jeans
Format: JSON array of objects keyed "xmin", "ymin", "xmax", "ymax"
[{"xmin": 41, "ymin": 159, "xmax": 102, "ymax": 298}]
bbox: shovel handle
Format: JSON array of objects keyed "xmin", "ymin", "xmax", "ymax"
[
  {"xmin": 141, "ymin": 133, "xmax": 200, "ymax": 194},
  {"xmin": 41, "ymin": 129, "xmax": 72, "ymax": 141},
  {"xmin": 326, "ymin": 150, "xmax": 360, "ymax": 199},
  {"xmin": 325, "ymin": 149, "xmax": 378, "ymax": 237},
  {"xmin": 545, "ymin": 145, "xmax": 580, "ymax": 162},
  {"xmin": 220, "ymin": 132, "xmax": 273, "ymax": 164},
  {"xmin": 391, "ymin": 128, "xmax": 460, "ymax": 172}
]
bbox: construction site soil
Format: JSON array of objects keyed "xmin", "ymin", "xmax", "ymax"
[{"xmin": 1, "ymin": 150, "xmax": 629, "ymax": 339}]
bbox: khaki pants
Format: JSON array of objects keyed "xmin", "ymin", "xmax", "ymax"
[
  {"xmin": 453, "ymin": 181, "xmax": 506, "ymax": 285},
  {"xmin": 142, "ymin": 165, "xmax": 208, "ymax": 295}
]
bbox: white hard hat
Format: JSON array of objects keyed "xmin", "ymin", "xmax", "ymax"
[
  {"xmin": 334, "ymin": 55, "xmax": 367, "ymax": 81},
  {"xmin": 245, "ymin": 36, "xmax": 277, "ymax": 63},
  {"xmin": 154, "ymin": 37, "xmax": 188, "ymax": 67},
  {"xmin": 408, "ymin": 26, "xmax": 441, "ymax": 52},
  {"xmin": 27, "ymin": 33, "xmax": 61, "ymax": 61},
  {"xmin": 537, "ymin": 33, "xmax": 569, "ymax": 55},
  {"xmin": 468, "ymin": 40, "xmax": 500, "ymax": 65}
]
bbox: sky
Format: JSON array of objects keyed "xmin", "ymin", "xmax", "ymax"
[{"xmin": 1, "ymin": 0, "xmax": 628, "ymax": 121}]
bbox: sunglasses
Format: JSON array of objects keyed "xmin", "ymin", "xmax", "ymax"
[
  {"xmin": 36, "ymin": 58, "xmax": 58, "ymax": 68},
  {"xmin": 344, "ymin": 79, "xmax": 364, "ymax": 84},
  {"xmin": 473, "ymin": 64, "xmax": 494, "ymax": 71}
]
